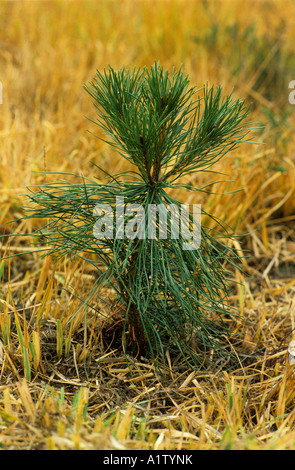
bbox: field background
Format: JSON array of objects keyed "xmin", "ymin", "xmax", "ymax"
[{"xmin": 1, "ymin": 0, "xmax": 295, "ymax": 450}]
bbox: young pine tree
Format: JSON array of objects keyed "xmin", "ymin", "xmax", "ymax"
[{"xmin": 26, "ymin": 63, "xmax": 255, "ymax": 369}]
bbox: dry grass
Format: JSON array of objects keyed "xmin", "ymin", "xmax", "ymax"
[{"xmin": 1, "ymin": 0, "xmax": 295, "ymax": 450}]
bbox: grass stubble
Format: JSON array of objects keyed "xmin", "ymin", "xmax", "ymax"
[{"xmin": 1, "ymin": 0, "xmax": 295, "ymax": 450}]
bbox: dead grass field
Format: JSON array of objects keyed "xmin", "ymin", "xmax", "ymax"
[{"xmin": 1, "ymin": 0, "xmax": 295, "ymax": 450}]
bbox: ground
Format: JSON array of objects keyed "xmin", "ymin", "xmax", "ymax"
[{"xmin": 1, "ymin": 0, "xmax": 295, "ymax": 450}]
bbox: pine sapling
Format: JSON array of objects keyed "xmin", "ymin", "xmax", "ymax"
[{"xmin": 25, "ymin": 62, "xmax": 255, "ymax": 369}]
